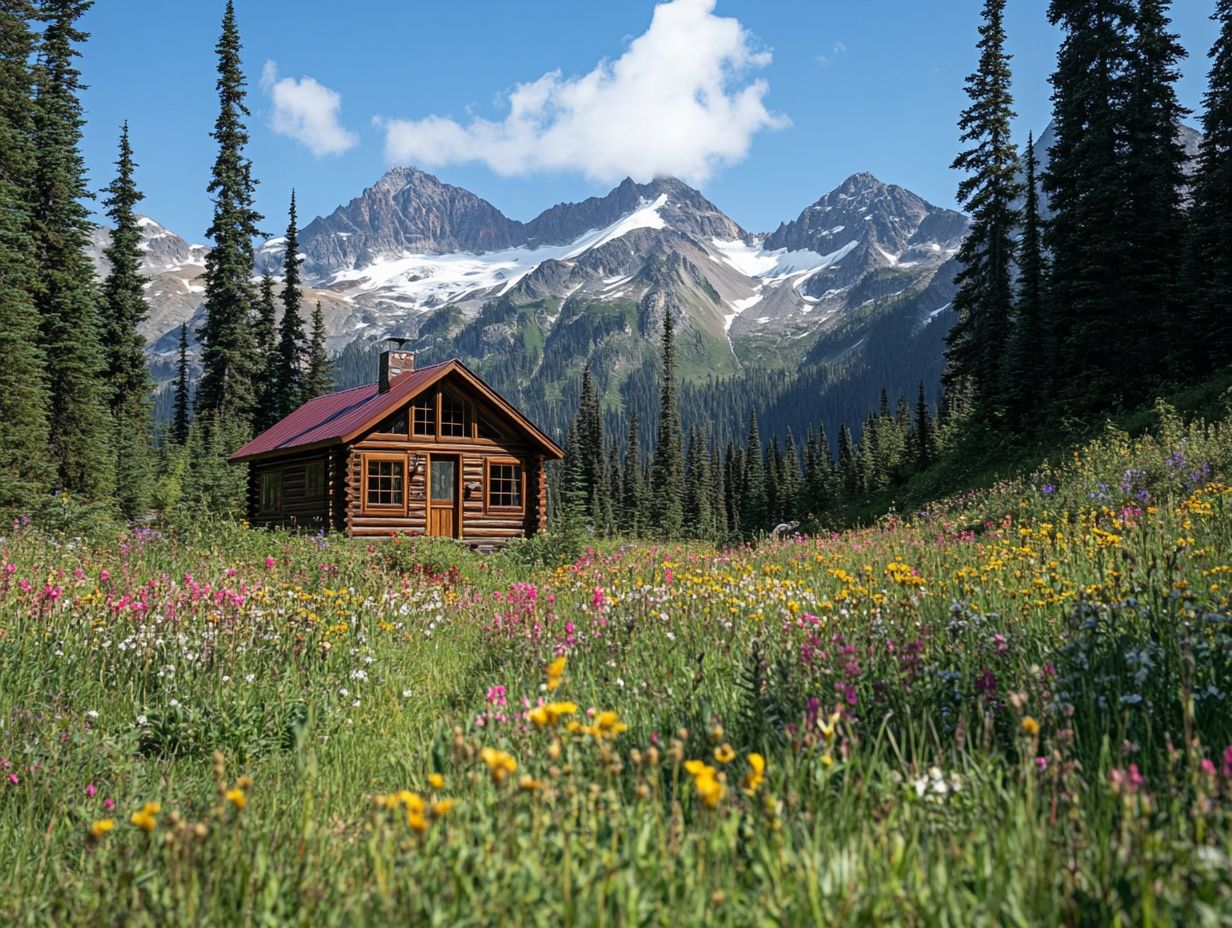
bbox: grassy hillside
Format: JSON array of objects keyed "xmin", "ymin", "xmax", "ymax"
[{"xmin": 2, "ymin": 408, "xmax": 1232, "ymax": 924}]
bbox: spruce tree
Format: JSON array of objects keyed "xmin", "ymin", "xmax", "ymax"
[
  {"xmin": 915, "ymin": 382, "xmax": 934, "ymax": 467},
  {"xmin": 31, "ymin": 0, "xmax": 114, "ymax": 498},
  {"xmin": 274, "ymin": 190, "xmax": 305, "ymax": 416},
  {"xmin": 837, "ymin": 424, "xmax": 859, "ymax": 500},
  {"xmin": 575, "ymin": 364, "xmax": 605, "ymax": 519},
  {"xmin": 944, "ymin": 0, "xmax": 1021, "ymax": 421},
  {"xmin": 1186, "ymin": 0, "xmax": 1232, "ymax": 372},
  {"xmin": 650, "ymin": 310, "xmax": 684, "ymax": 538},
  {"xmin": 252, "ymin": 272, "xmax": 278, "ymax": 431},
  {"xmin": 172, "ymin": 322, "xmax": 191, "ymax": 444},
  {"xmin": 781, "ymin": 431, "xmax": 801, "ymax": 521},
  {"xmin": 741, "ymin": 410, "xmax": 767, "ymax": 534},
  {"xmin": 197, "ymin": 0, "xmax": 262, "ymax": 424},
  {"xmin": 1005, "ymin": 132, "xmax": 1046, "ymax": 418},
  {"xmin": 621, "ymin": 412, "xmax": 643, "ymax": 537},
  {"xmin": 100, "ymin": 122, "xmax": 153, "ymax": 518},
  {"xmin": 304, "ymin": 301, "xmax": 333, "ymax": 400},
  {"xmin": 0, "ymin": 0, "xmax": 52, "ymax": 507},
  {"xmin": 1121, "ymin": 0, "xmax": 1187, "ymax": 391},
  {"xmin": 1044, "ymin": 0, "xmax": 1137, "ymax": 414}
]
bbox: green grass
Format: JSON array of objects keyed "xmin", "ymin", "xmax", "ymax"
[{"xmin": 3, "ymin": 411, "xmax": 1232, "ymax": 925}]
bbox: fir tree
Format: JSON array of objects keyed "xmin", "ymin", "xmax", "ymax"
[
  {"xmin": 197, "ymin": 0, "xmax": 262, "ymax": 424},
  {"xmin": 944, "ymin": 0, "xmax": 1020, "ymax": 421},
  {"xmin": 252, "ymin": 272, "xmax": 278, "ymax": 431},
  {"xmin": 1044, "ymin": 0, "xmax": 1137, "ymax": 414},
  {"xmin": 171, "ymin": 322, "xmax": 191, "ymax": 445},
  {"xmin": 1005, "ymin": 132, "xmax": 1046, "ymax": 417},
  {"xmin": 31, "ymin": 0, "xmax": 114, "ymax": 498},
  {"xmin": 575, "ymin": 364, "xmax": 605, "ymax": 518},
  {"xmin": 621, "ymin": 412, "xmax": 644, "ymax": 536},
  {"xmin": 837, "ymin": 424, "xmax": 859, "ymax": 500},
  {"xmin": 304, "ymin": 301, "xmax": 333, "ymax": 400},
  {"xmin": 1121, "ymin": 0, "xmax": 1188, "ymax": 391},
  {"xmin": 741, "ymin": 410, "xmax": 767, "ymax": 534},
  {"xmin": 0, "ymin": 1, "xmax": 52, "ymax": 507},
  {"xmin": 274, "ymin": 190, "xmax": 305, "ymax": 416},
  {"xmin": 1185, "ymin": 0, "xmax": 1232, "ymax": 372},
  {"xmin": 99, "ymin": 121, "xmax": 152, "ymax": 517},
  {"xmin": 650, "ymin": 310, "xmax": 684, "ymax": 538},
  {"xmin": 781, "ymin": 431, "xmax": 802, "ymax": 521},
  {"xmin": 915, "ymin": 381, "xmax": 934, "ymax": 467}
]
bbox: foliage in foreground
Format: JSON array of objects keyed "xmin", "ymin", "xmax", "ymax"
[{"xmin": 2, "ymin": 411, "xmax": 1232, "ymax": 925}]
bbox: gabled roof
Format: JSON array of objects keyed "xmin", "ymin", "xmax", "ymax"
[{"xmin": 229, "ymin": 359, "xmax": 564, "ymax": 463}]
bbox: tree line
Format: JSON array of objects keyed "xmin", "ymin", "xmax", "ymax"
[
  {"xmin": 0, "ymin": 1, "xmax": 332, "ymax": 518},
  {"xmin": 555, "ymin": 308, "xmax": 952, "ymax": 542}
]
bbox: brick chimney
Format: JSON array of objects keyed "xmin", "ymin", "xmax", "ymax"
[{"xmin": 379, "ymin": 349, "xmax": 415, "ymax": 392}]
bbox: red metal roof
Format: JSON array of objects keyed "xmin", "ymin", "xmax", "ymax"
[{"xmin": 229, "ymin": 359, "xmax": 563, "ymax": 462}]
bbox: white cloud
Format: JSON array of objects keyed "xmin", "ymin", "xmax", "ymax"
[
  {"xmin": 376, "ymin": 0, "xmax": 787, "ymax": 185},
  {"xmin": 261, "ymin": 61, "xmax": 358, "ymax": 157},
  {"xmin": 818, "ymin": 41, "xmax": 847, "ymax": 67}
]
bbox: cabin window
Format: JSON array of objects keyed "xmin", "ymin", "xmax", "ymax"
[
  {"xmin": 412, "ymin": 396, "xmax": 436, "ymax": 436},
  {"xmin": 304, "ymin": 461, "xmax": 325, "ymax": 498},
  {"xmin": 364, "ymin": 457, "xmax": 404, "ymax": 510},
  {"xmin": 439, "ymin": 392, "xmax": 470, "ymax": 438},
  {"xmin": 487, "ymin": 461, "xmax": 523, "ymax": 511},
  {"xmin": 259, "ymin": 472, "xmax": 282, "ymax": 514},
  {"xmin": 375, "ymin": 407, "xmax": 408, "ymax": 435}
]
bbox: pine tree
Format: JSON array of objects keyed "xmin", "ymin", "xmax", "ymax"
[
  {"xmin": 172, "ymin": 322, "xmax": 191, "ymax": 444},
  {"xmin": 274, "ymin": 190, "xmax": 305, "ymax": 416},
  {"xmin": 1044, "ymin": 0, "xmax": 1137, "ymax": 414},
  {"xmin": 575, "ymin": 365, "xmax": 605, "ymax": 518},
  {"xmin": 915, "ymin": 381, "xmax": 934, "ymax": 467},
  {"xmin": 837, "ymin": 424, "xmax": 859, "ymax": 500},
  {"xmin": 944, "ymin": 0, "xmax": 1021, "ymax": 421},
  {"xmin": 99, "ymin": 121, "xmax": 153, "ymax": 518},
  {"xmin": 781, "ymin": 431, "xmax": 802, "ymax": 521},
  {"xmin": 708, "ymin": 441, "xmax": 727, "ymax": 539},
  {"xmin": 197, "ymin": 0, "xmax": 262, "ymax": 424},
  {"xmin": 1185, "ymin": 0, "xmax": 1232, "ymax": 373},
  {"xmin": 252, "ymin": 272, "xmax": 278, "ymax": 431},
  {"xmin": 650, "ymin": 310, "xmax": 684, "ymax": 538},
  {"xmin": 31, "ymin": 0, "xmax": 114, "ymax": 498},
  {"xmin": 741, "ymin": 410, "xmax": 767, "ymax": 534},
  {"xmin": 1121, "ymin": 0, "xmax": 1187, "ymax": 392},
  {"xmin": 621, "ymin": 412, "xmax": 643, "ymax": 536},
  {"xmin": 0, "ymin": 1, "xmax": 52, "ymax": 507},
  {"xmin": 1005, "ymin": 132, "xmax": 1046, "ymax": 418},
  {"xmin": 303, "ymin": 300, "xmax": 333, "ymax": 400}
]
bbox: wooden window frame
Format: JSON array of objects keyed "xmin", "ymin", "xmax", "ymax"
[
  {"xmin": 259, "ymin": 471, "xmax": 282, "ymax": 515},
  {"xmin": 484, "ymin": 458, "xmax": 525, "ymax": 515},
  {"xmin": 411, "ymin": 394, "xmax": 436, "ymax": 437},
  {"xmin": 361, "ymin": 453, "xmax": 407, "ymax": 515},
  {"xmin": 437, "ymin": 389, "xmax": 471, "ymax": 440},
  {"xmin": 304, "ymin": 460, "xmax": 326, "ymax": 499}
]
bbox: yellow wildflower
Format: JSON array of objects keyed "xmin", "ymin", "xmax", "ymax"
[
  {"xmin": 545, "ymin": 655, "xmax": 567, "ymax": 691},
  {"xmin": 1021, "ymin": 716, "xmax": 1040, "ymax": 736},
  {"xmin": 88, "ymin": 819, "xmax": 115, "ymax": 840},
  {"xmin": 713, "ymin": 743, "xmax": 736, "ymax": 764},
  {"xmin": 129, "ymin": 802, "xmax": 161, "ymax": 833},
  {"xmin": 430, "ymin": 798, "xmax": 455, "ymax": 818},
  {"xmin": 427, "ymin": 773, "xmax": 445, "ymax": 791},
  {"xmin": 528, "ymin": 701, "xmax": 579, "ymax": 729},
  {"xmin": 519, "ymin": 776, "xmax": 544, "ymax": 792},
  {"xmin": 225, "ymin": 788, "xmax": 247, "ymax": 810},
  {"xmin": 741, "ymin": 753, "xmax": 766, "ymax": 795},
  {"xmin": 481, "ymin": 747, "xmax": 518, "ymax": 785}
]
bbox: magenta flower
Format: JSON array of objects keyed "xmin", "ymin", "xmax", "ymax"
[
  {"xmin": 264, "ymin": 557, "xmax": 276, "ymax": 569},
  {"xmin": 103, "ymin": 798, "xmax": 115, "ymax": 811}
]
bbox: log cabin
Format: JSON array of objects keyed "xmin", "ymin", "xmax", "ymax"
[{"xmin": 229, "ymin": 350, "xmax": 563, "ymax": 547}]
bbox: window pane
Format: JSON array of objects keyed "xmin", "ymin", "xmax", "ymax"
[
  {"xmin": 366, "ymin": 459, "xmax": 404, "ymax": 507},
  {"xmin": 431, "ymin": 459, "xmax": 456, "ymax": 502},
  {"xmin": 260, "ymin": 472, "xmax": 281, "ymax": 513},
  {"xmin": 488, "ymin": 463, "xmax": 522, "ymax": 509},
  {"xmin": 439, "ymin": 392, "xmax": 469, "ymax": 437},
  {"xmin": 412, "ymin": 397, "xmax": 435, "ymax": 436}
]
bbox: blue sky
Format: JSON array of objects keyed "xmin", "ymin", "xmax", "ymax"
[{"xmin": 77, "ymin": 1, "xmax": 1221, "ymax": 242}]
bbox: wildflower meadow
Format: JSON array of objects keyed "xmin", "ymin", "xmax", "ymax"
[{"xmin": 3, "ymin": 406, "xmax": 1232, "ymax": 926}]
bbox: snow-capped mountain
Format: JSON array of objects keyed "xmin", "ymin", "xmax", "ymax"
[{"xmin": 91, "ymin": 168, "xmax": 968, "ymax": 404}]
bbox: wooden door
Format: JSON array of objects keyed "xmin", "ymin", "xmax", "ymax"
[{"xmin": 428, "ymin": 455, "xmax": 459, "ymax": 538}]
